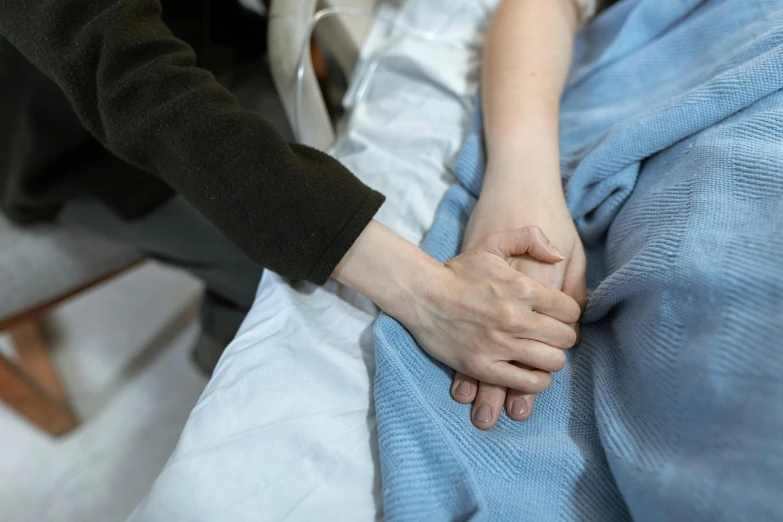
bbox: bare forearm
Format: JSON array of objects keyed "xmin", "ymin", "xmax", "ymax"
[
  {"xmin": 332, "ymin": 220, "xmax": 438, "ymax": 323},
  {"xmin": 481, "ymin": 0, "xmax": 583, "ymax": 195},
  {"xmin": 465, "ymin": 0, "xmax": 590, "ymax": 301}
]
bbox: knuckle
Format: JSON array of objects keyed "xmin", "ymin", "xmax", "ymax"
[
  {"xmin": 516, "ymin": 375, "xmax": 540, "ymax": 394},
  {"xmin": 464, "ymin": 356, "xmax": 490, "ymax": 381},
  {"xmin": 563, "ymin": 326, "xmax": 578, "ymax": 348},
  {"xmin": 513, "ymin": 341, "xmax": 537, "ymax": 364},
  {"xmin": 568, "ymin": 301, "xmax": 583, "ymax": 322},
  {"xmin": 525, "ymin": 225, "xmax": 544, "ymax": 240},
  {"xmin": 484, "ymin": 232, "xmax": 501, "ymax": 248},
  {"xmin": 461, "ymin": 354, "xmax": 479, "ymax": 374},
  {"xmin": 550, "ymin": 350, "xmax": 567, "ymax": 372},
  {"xmin": 504, "ymin": 314, "xmax": 523, "ymax": 332},
  {"xmin": 516, "ymin": 279, "xmax": 536, "ymax": 301},
  {"xmin": 536, "ymin": 373, "xmax": 554, "ymax": 391},
  {"xmin": 516, "ymin": 372, "xmax": 548, "ymax": 393},
  {"xmin": 488, "ymin": 328, "xmax": 507, "ymax": 347},
  {"xmin": 494, "ymin": 303, "xmax": 519, "ymax": 329}
]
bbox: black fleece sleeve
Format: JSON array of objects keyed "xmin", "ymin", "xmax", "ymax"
[{"xmin": 0, "ymin": 0, "xmax": 384, "ymax": 284}]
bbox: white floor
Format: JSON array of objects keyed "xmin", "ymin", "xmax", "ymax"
[{"xmin": 0, "ymin": 262, "xmax": 208, "ymax": 522}]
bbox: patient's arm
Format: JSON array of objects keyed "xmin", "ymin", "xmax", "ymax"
[{"xmin": 452, "ymin": 0, "xmax": 594, "ymax": 429}]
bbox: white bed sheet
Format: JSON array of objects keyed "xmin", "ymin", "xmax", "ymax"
[{"xmin": 130, "ymin": 1, "xmax": 496, "ymax": 520}]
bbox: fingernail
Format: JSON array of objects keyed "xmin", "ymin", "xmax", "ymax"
[
  {"xmin": 454, "ymin": 380, "xmax": 472, "ymax": 396},
  {"xmin": 549, "ymin": 244, "xmax": 566, "ymax": 260},
  {"xmin": 510, "ymin": 398, "xmax": 528, "ymax": 417},
  {"xmin": 473, "ymin": 404, "xmax": 492, "ymax": 423}
]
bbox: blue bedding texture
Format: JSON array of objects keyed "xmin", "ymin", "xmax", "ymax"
[{"xmin": 373, "ymin": 0, "xmax": 783, "ymax": 520}]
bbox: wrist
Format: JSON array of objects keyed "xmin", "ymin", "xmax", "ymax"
[
  {"xmin": 465, "ymin": 178, "xmax": 572, "ymax": 252},
  {"xmin": 375, "ymin": 246, "xmax": 442, "ymax": 326},
  {"xmin": 480, "ymin": 168, "xmax": 568, "ymax": 213},
  {"xmin": 483, "ymin": 152, "xmax": 564, "ymax": 192},
  {"xmin": 332, "ymin": 220, "xmax": 443, "ymax": 323}
]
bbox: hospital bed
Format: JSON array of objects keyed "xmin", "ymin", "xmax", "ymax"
[{"xmin": 130, "ymin": 0, "xmax": 498, "ymax": 519}]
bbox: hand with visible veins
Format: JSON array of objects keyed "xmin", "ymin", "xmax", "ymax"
[
  {"xmin": 450, "ymin": 182, "xmax": 587, "ymax": 430},
  {"xmin": 334, "ymin": 221, "xmax": 581, "ymax": 391}
]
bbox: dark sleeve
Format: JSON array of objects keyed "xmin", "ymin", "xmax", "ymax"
[{"xmin": 0, "ymin": 0, "xmax": 384, "ymax": 285}]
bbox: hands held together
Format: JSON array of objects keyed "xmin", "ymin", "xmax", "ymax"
[
  {"xmin": 399, "ymin": 226, "xmax": 578, "ymax": 387},
  {"xmin": 332, "ymin": 187, "xmax": 586, "ymax": 431},
  {"xmin": 391, "ymin": 185, "xmax": 587, "ymax": 430}
]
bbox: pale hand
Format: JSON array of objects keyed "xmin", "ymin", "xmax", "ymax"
[
  {"xmin": 451, "ymin": 189, "xmax": 587, "ymax": 429},
  {"xmin": 399, "ymin": 226, "xmax": 581, "ymax": 392}
]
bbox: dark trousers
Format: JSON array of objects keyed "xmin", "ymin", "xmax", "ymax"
[{"xmin": 59, "ymin": 196, "xmax": 264, "ymax": 374}]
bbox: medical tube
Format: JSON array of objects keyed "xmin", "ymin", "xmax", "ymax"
[
  {"xmin": 294, "ymin": 7, "xmax": 448, "ymax": 143},
  {"xmin": 294, "ymin": 0, "xmax": 596, "ymax": 142}
]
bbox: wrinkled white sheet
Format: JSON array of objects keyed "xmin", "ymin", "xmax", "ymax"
[{"xmin": 130, "ymin": 1, "xmax": 496, "ymax": 520}]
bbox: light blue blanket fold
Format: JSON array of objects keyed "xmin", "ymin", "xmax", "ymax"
[{"xmin": 373, "ymin": 0, "xmax": 783, "ymax": 520}]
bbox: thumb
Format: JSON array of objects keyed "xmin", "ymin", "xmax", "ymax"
[{"xmin": 486, "ymin": 226, "xmax": 565, "ymax": 264}]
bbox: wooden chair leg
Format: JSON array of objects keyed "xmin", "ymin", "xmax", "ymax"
[{"xmin": 0, "ymin": 319, "xmax": 78, "ymax": 436}]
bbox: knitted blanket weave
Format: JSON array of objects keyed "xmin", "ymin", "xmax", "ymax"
[{"xmin": 373, "ymin": 0, "xmax": 783, "ymax": 520}]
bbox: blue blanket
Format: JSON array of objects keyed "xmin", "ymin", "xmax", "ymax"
[{"xmin": 373, "ymin": 0, "xmax": 783, "ymax": 520}]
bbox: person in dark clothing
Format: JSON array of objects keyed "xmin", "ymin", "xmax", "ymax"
[
  {"xmin": 0, "ymin": 0, "xmax": 278, "ymax": 373},
  {"xmin": 0, "ymin": 0, "xmax": 581, "ymax": 392}
]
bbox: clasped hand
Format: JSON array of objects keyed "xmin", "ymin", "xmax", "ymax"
[{"xmin": 399, "ymin": 226, "xmax": 582, "ymax": 422}]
